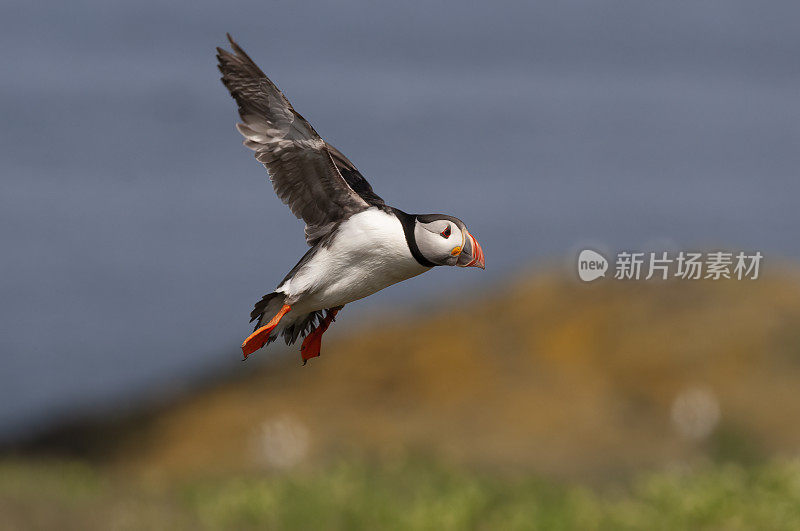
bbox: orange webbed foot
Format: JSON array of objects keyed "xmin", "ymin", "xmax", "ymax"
[
  {"xmin": 300, "ymin": 309, "xmax": 339, "ymax": 364},
  {"xmin": 242, "ymin": 304, "xmax": 291, "ymax": 359}
]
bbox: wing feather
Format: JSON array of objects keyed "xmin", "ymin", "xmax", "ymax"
[{"xmin": 217, "ymin": 34, "xmax": 370, "ymax": 245}]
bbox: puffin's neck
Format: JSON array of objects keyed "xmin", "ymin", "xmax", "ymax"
[{"xmin": 390, "ymin": 208, "xmax": 437, "ymax": 268}]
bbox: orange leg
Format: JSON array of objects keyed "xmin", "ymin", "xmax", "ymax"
[
  {"xmin": 241, "ymin": 304, "xmax": 291, "ymax": 359},
  {"xmin": 300, "ymin": 309, "xmax": 339, "ymax": 365}
]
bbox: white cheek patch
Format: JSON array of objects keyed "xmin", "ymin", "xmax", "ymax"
[{"xmin": 415, "ymin": 221, "xmax": 466, "ymax": 265}]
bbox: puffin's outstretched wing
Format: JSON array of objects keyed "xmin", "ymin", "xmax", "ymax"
[{"xmin": 217, "ymin": 34, "xmax": 371, "ymax": 246}]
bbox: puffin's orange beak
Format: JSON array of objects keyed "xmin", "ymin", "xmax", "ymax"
[{"xmin": 458, "ymin": 231, "xmax": 485, "ymax": 269}]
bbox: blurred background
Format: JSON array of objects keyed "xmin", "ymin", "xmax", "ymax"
[{"xmin": 3, "ymin": 0, "xmax": 800, "ymax": 528}]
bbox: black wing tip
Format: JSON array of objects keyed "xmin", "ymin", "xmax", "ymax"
[
  {"xmin": 222, "ymin": 33, "xmax": 254, "ymax": 62},
  {"xmin": 216, "ymin": 43, "xmax": 234, "ymax": 72},
  {"xmin": 215, "ymin": 33, "xmax": 238, "ymax": 64},
  {"xmin": 219, "ymin": 32, "xmax": 237, "ymax": 53},
  {"xmin": 217, "ymin": 33, "xmax": 265, "ymax": 80},
  {"xmin": 225, "ymin": 33, "xmax": 240, "ymax": 55},
  {"xmin": 216, "ymin": 33, "xmax": 236, "ymax": 59}
]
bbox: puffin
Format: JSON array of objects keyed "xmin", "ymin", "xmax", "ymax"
[{"xmin": 217, "ymin": 35, "xmax": 485, "ymax": 363}]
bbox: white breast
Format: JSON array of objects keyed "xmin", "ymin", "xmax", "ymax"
[{"xmin": 278, "ymin": 208, "xmax": 429, "ymax": 311}]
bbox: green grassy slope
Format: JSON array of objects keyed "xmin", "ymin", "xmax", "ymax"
[{"xmin": 3, "ymin": 457, "xmax": 800, "ymax": 530}]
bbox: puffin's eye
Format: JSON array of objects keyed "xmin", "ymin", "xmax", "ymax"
[{"xmin": 440, "ymin": 226, "xmax": 451, "ymax": 238}]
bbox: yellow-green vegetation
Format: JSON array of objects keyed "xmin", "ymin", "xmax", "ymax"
[
  {"xmin": 3, "ymin": 458, "xmax": 800, "ymax": 530},
  {"xmin": 6, "ymin": 267, "xmax": 800, "ymax": 528},
  {"xmin": 103, "ymin": 268, "xmax": 800, "ymax": 479}
]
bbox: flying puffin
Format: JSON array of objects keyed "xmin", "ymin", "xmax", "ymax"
[{"xmin": 217, "ymin": 35, "xmax": 485, "ymax": 364}]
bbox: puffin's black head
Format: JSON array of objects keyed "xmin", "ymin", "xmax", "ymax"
[{"xmin": 413, "ymin": 214, "xmax": 485, "ymax": 268}]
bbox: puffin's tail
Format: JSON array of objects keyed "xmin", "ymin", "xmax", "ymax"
[
  {"xmin": 244, "ymin": 291, "xmax": 339, "ymax": 361},
  {"xmin": 250, "ymin": 292, "xmax": 286, "ymax": 331},
  {"xmin": 249, "ymin": 291, "xmax": 326, "ymax": 346},
  {"xmin": 242, "ymin": 292, "xmax": 291, "ymax": 358}
]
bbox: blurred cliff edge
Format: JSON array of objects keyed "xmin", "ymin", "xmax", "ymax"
[{"xmin": 4, "ymin": 264, "xmax": 800, "ymax": 528}]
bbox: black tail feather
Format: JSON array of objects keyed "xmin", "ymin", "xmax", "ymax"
[
  {"xmin": 249, "ymin": 293, "xmax": 342, "ymax": 347},
  {"xmin": 282, "ymin": 310, "xmax": 325, "ymax": 344},
  {"xmin": 250, "ymin": 292, "xmax": 285, "ymax": 328}
]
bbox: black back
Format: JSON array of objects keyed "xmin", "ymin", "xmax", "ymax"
[{"xmin": 327, "ymin": 144, "xmax": 386, "ymax": 208}]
